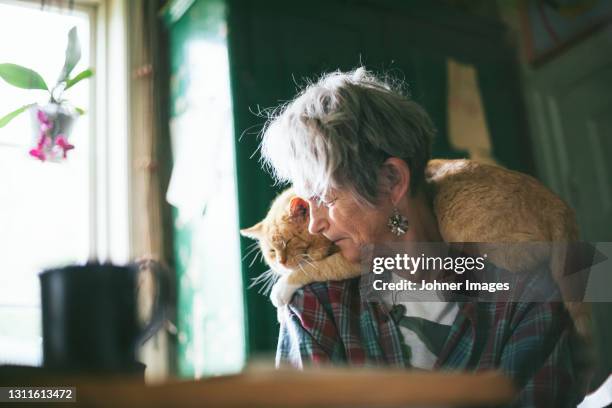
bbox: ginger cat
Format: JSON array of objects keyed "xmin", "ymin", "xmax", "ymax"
[
  {"xmin": 241, "ymin": 159, "xmax": 588, "ymax": 338},
  {"xmin": 240, "ymin": 188, "xmax": 361, "ymax": 307}
]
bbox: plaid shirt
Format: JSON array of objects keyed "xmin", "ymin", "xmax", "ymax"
[{"xmin": 276, "ymin": 274, "xmax": 589, "ymax": 407}]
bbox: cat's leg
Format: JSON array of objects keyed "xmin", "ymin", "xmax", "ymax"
[
  {"xmin": 270, "ymin": 253, "xmax": 361, "ymax": 306},
  {"xmin": 270, "ymin": 274, "xmax": 301, "ymax": 308}
]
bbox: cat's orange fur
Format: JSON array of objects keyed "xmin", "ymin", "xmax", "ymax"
[
  {"xmin": 242, "ymin": 159, "xmax": 589, "ymax": 338},
  {"xmin": 240, "ymin": 188, "xmax": 360, "ymax": 306},
  {"xmin": 427, "ymin": 159, "xmax": 588, "ymax": 339}
]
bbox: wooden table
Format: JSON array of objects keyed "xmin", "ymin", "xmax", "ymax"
[{"xmin": 2, "ymin": 366, "xmax": 516, "ymax": 407}]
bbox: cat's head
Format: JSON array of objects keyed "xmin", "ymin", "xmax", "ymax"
[{"xmin": 240, "ymin": 188, "xmax": 337, "ymax": 275}]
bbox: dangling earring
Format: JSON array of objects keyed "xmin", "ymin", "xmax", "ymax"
[{"xmin": 387, "ymin": 207, "xmax": 409, "ymax": 236}]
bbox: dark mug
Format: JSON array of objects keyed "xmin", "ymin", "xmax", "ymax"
[{"xmin": 39, "ymin": 262, "xmax": 168, "ymax": 375}]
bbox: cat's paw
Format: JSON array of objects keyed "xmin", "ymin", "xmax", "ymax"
[
  {"xmin": 276, "ymin": 305, "xmax": 288, "ymax": 323},
  {"xmin": 270, "ymin": 277, "xmax": 301, "ymax": 307}
]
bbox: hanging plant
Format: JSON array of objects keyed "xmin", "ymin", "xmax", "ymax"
[{"xmin": 0, "ymin": 26, "xmax": 93, "ymax": 162}]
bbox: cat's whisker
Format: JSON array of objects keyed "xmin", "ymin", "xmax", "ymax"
[
  {"xmin": 252, "ymin": 268, "xmax": 271, "ymax": 281},
  {"xmin": 299, "ymin": 255, "xmax": 315, "ymax": 264},
  {"xmin": 301, "ymin": 254, "xmax": 317, "ymax": 264},
  {"xmin": 298, "ymin": 255, "xmax": 318, "ymax": 271},
  {"xmin": 246, "ymin": 245, "xmax": 259, "ymax": 257},
  {"xmin": 244, "ymin": 242, "xmax": 259, "ymax": 255},
  {"xmin": 249, "ymin": 268, "xmax": 279, "ymax": 296},
  {"xmin": 298, "ymin": 263, "xmax": 314, "ymax": 279},
  {"xmin": 248, "ymin": 274, "xmax": 263, "ymax": 289},
  {"xmin": 300, "ymin": 259, "xmax": 316, "ymax": 271},
  {"xmin": 263, "ymin": 277, "xmax": 277, "ymax": 295},
  {"xmin": 242, "ymin": 244, "xmax": 261, "ymax": 262},
  {"xmin": 245, "ymin": 243, "xmax": 260, "ymax": 254},
  {"xmin": 247, "ymin": 246, "xmax": 264, "ymax": 267},
  {"xmin": 249, "ymin": 268, "xmax": 273, "ymax": 289},
  {"xmin": 262, "ymin": 271, "xmax": 279, "ymax": 295},
  {"xmin": 248, "ymin": 253, "xmax": 260, "ymax": 268}
]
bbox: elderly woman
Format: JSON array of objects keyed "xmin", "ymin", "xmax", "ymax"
[{"xmin": 259, "ymin": 68, "xmax": 585, "ymax": 406}]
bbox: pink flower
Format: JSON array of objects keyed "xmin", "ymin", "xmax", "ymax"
[
  {"xmin": 37, "ymin": 109, "xmax": 53, "ymax": 132},
  {"xmin": 30, "ymin": 110, "xmax": 74, "ymax": 162},
  {"xmin": 55, "ymin": 135, "xmax": 74, "ymax": 159},
  {"xmin": 36, "ymin": 109, "xmax": 48, "ymax": 124},
  {"xmin": 29, "ymin": 147, "xmax": 46, "ymax": 161},
  {"xmin": 37, "ymin": 132, "xmax": 51, "ymax": 148}
]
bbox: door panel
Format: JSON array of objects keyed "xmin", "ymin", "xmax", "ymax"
[
  {"xmin": 523, "ymin": 26, "xmax": 612, "ymax": 384},
  {"xmin": 527, "ymin": 51, "xmax": 612, "ymax": 241}
]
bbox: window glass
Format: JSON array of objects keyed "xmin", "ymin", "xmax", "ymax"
[{"xmin": 0, "ymin": 1, "xmax": 92, "ymax": 366}]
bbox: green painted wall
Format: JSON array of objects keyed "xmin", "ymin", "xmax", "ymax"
[{"xmin": 227, "ymin": 0, "xmax": 530, "ymax": 353}]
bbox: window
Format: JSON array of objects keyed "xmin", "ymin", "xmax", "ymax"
[{"xmin": 0, "ymin": 0, "xmax": 129, "ymax": 366}]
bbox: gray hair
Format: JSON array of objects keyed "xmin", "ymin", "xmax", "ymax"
[{"xmin": 260, "ymin": 67, "xmax": 435, "ymax": 206}]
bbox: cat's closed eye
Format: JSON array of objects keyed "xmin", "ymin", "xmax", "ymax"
[{"xmin": 295, "ymin": 245, "xmax": 309, "ymax": 252}]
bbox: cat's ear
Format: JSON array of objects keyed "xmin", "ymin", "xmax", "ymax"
[
  {"xmin": 289, "ymin": 197, "xmax": 309, "ymax": 222},
  {"xmin": 240, "ymin": 222, "xmax": 263, "ymax": 239}
]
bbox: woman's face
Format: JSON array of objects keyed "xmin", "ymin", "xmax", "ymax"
[{"xmin": 305, "ymin": 189, "xmax": 392, "ymax": 263}]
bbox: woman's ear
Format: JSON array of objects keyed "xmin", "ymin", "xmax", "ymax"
[
  {"xmin": 289, "ymin": 197, "xmax": 309, "ymax": 222},
  {"xmin": 379, "ymin": 157, "xmax": 410, "ymax": 206},
  {"xmin": 240, "ymin": 222, "xmax": 263, "ymax": 239}
]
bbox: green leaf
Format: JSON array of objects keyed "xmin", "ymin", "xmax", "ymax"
[
  {"xmin": 57, "ymin": 26, "xmax": 81, "ymax": 83},
  {"xmin": 64, "ymin": 68, "xmax": 93, "ymax": 90},
  {"xmin": 74, "ymin": 106, "xmax": 86, "ymax": 115},
  {"xmin": 0, "ymin": 103, "xmax": 35, "ymax": 128},
  {"xmin": 0, "ymin": 63, "xmax": 48, "ymax": 90}
]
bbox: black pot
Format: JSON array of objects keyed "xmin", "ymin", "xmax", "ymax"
[{"xmin": 39, "ymin": 262, "xmax": 167, "ymax": 375}]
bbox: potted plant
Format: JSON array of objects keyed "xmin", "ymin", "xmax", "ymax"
[{"xmin": 0, "ymin": 26, "xmax": 93, "ymax": 162}]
